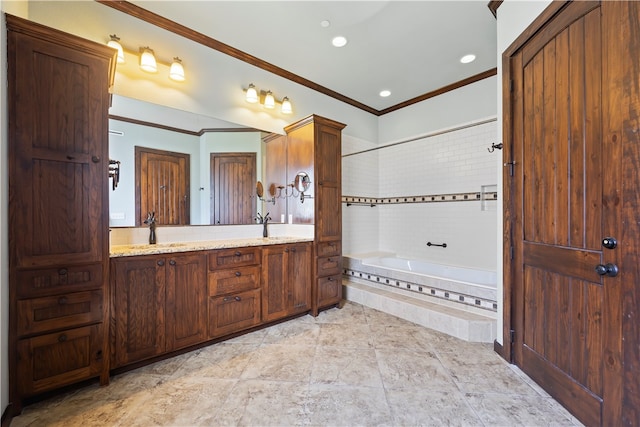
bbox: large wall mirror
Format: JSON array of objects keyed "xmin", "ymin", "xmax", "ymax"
[{"xmin": 108, "ymin": 95, "xmax": 286, "ymax": 227}]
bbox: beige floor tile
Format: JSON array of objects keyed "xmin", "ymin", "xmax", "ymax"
[
  {"xmin": 376, "ymin": 348, "xmax": 458, "ymax": 392},
  {"xmin": 386, "ymin": 388, "xmax": 484, "ymax": 426},
  {"xmin": 464, "ymin": 393, "xmax": 578, "ymax": 426},
  {"xmin": 318, "ymin": 323, "xmax": 375, "ymax": 348},
  {"xmin": 311, "ymin": 346, "xmax": 384, "ymax": 388},
  {"xmin": 240, "ymin": 343, "xmax": 316, "ymax": 382}
]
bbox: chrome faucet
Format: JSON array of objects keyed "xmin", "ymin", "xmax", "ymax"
[{"xmin": 144, "ymin": 211, "xmax": 156, "ymax": 244}]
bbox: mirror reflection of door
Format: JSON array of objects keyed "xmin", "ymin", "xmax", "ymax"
[
  {"xmin": 135, "ymin": 146, "xmax": 190, "ymax": 226},
  {"xmin": 210, "ymin": 152, "xmax": 256, "ymax": 225}
]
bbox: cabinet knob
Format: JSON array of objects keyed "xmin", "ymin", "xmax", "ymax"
[
  {"xmin": 285, "ymin": 248, "xmax": 289, "ymax": 253},
  {"xmin": 58, "ymin": 296, "xmax": 68, "ymax": 305},
  {"xmin": 291, "ymin": 248, "xmax": 296, "ymax": 253},
  {"xmin": 234, "ymin": 251, "xmax": 241, "ymax": 256},
  {"xmin": 58, "ymin": 334, "xmax": 67, "ymax": 343},
  {"xmin": 58, "ymin": 268, "xmax": 68, "ymax": 276},
  {"xmin": 157, "ymin": 260, "xmax": 165, "ymax": 266},
  {"xmin": 235, "ymin": 271, "xmax": 241, "ymax": 277},
  {"xmin": 235, "ymin": 296, "xmax": 241, "ymax": 302},
  {"xmin": 169, "ymin": 260, "xmax": 176, "ymax": 266},
  {"xmin": 327, "ymin": 277, "xmax": 333, "ymax": 281},
  {"xmin": 91, "ymin": 155, "xmax": 101, "ymax": 163}
]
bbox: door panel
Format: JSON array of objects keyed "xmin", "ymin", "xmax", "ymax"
[
  {"xmin": 210, "ymin": 153, "xmax": 256, "ymax": 225},
  {"xmin": 510, "ymin": 3, "xmax": 612, "ymax": 426},
  {"xmin": 135, "ymin": 147, "xmax": 190, "ymax": 226}
]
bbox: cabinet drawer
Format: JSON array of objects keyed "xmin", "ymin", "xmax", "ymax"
[
  {"xmin": 209, "ymin": 247, "xmax": 261, "ymax": 270},
  {"xmin": 208, "ymin": 289, "xmax": 261, "ymax": 338},
  {"xmin": 316, "ymin": 241, "xmax": 341, "ymax": 257},
  {"xmin": 17, "ymin": 323, "xmax": 104, "ymax": 397},
  {"xmin": 208, "ymin": 266, "xmax": 260, "ymax": 296},
  {"xmin": 17, "ymin": 290, "xmax": 104, "ymax": 337},
  {"xmin": 317, "ymin": 275, "xmax": 342, "ymax": 308},
  {"xmin": 316, "ymin": 255, "xmax": 342, "ymax": 277},
  {"xmin": 16, "ymin": 263, "xmax": 104, "ymax": 298}
]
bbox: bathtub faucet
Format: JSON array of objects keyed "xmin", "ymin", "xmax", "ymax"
[{"xmin": 426, "ymin": 241, "xmax": 447, "ymax": 248}]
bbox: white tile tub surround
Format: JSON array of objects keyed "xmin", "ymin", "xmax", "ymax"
[{"xmin": 110, "ymin": 224, "xmax": 314, "ymax": 247}]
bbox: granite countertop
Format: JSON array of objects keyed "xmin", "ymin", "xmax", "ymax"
[{"xmin": 110, "ymin": 236, "xmax": 314, "ymax": 257}]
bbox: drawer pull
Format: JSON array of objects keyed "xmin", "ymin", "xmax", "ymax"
[
  {"xmin": 157, "ymin": 260, "xmax": 165, "ymax": 266},
  {"xmin": 327, "ymin": 277, "xmax": 333, "ymax": 281},
  {"xmin": 285, "ymin": 248, "xmax": 289, "ymax": 253},
  {"xmin": 291, "ymin": 248, "xmax": 296, "ymax": 253},
  {"xmin": 58, "ymin": 268, "xmax": 68, "ymax": 276},
  {"xmin": 223, "ymin": 296, "xmax": 242, "ymax": 302},
  {"xmin": 234, "ymin": 251, "xmax": 242, "ymax": 256},
  {"xmin": 327, "ymin": 258, "xmax": 332, "ymax": 262},
  {"xmin": 169, "ymin": 260, "xmax": 176, "ymax": 266},
  {"xmin": 58, "ymin": 296, "xmax": 68, "ymax": 305},
  {"xmin": 58, "ymin": 334, "xmax": 67, "ymax": 343},
  {"xmin": 235, "ymin": 271, "xmax": 241, "ymax": 277}
]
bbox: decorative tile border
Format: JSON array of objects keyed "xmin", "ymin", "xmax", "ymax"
[
  {"xmin": 343, "ymin": 191, "xmax": 498, "ymax": 206},
  {"xmin": 343, "ymin": 267, "xmax": 498, "ymax": 312}
]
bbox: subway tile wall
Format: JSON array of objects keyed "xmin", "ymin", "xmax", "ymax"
[{"xmin": 342, "ymin": 120, "xmax": 498, "ymax": 270}]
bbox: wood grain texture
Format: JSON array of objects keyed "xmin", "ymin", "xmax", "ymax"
[{"xmin": 210, "ymin": 153, "xmax": 256, "ymax": 225}]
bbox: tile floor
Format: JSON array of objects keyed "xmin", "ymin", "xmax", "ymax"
[{"xmin": 12, "ymin": 302, "xmax": 583, "ymax": 426}]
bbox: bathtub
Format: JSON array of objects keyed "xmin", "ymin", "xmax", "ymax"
[{"xmin": 343, "ymin": 254, "xmax": 497, "ymax": 312}]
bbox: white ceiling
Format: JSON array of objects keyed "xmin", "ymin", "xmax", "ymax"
[{"xmin": 125, "ymin": 1, "xmax": 498, "ymax": 112}]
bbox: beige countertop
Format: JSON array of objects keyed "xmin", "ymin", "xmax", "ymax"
[{"xmin": 110, "ymin": 236, "xmax": 314, "ymax": 257}]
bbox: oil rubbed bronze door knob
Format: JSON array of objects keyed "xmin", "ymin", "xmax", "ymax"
[
  {"xmin": 602, "ymin": 237, "xmax": 617, "ymax": 249},
  {"xmin": 595, "ymin": 263, "xmax": 619, "ymax": 277}
]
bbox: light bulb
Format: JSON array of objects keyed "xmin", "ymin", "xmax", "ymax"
[
  {"xmin": 107, "ymin": 35, "xmax": 125, "ymax": 64},
  {"xmin": 139, "ymin": 47, "xmax": 157, "ymax": 73},
  {"xmin": 169, "ymin": 57, "xmax": 185, "ymax": 82},
  {"xmin": 246, "ymin": 84, "xmax": 259, "ymax": 103},
  {"xmin": 281, "ymin": 97, "xmax": 292, "ymax": 114},
  {"xmin": 264, "ymin": 91, "xmax": 275, "ymax": 109}
]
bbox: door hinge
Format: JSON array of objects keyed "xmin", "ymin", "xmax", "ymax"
[
  {"xmin": 504, "ymin": 161, "xmax": 516, "ymax": 176},
  {"xmin": 510, "ymin": 329, "xmax": 515, "ymax": 344}
]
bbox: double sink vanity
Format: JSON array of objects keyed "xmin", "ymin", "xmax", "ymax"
[{"xmin": 109, "ymin": 234, "xmax": 336, "ymax": 370}]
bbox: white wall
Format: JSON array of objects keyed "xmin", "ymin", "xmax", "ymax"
[{"xmin": 494, "ymin": 0, "xmax": 552, "ymax": 345}]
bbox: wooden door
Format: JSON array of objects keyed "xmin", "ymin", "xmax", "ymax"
[
  {"xmin": 210, "ymin": 153, "xmax": 256, "ymax": 225},
  {"xmin": 166, "ymin": 253, "xmax": 207, "ymax": 351},
  {"xmin": 113, "ymin": 256, "xmax": 166, "ymax": 367},
  {"xmin": 136, "ymin": 147, "xmax": 190, "ymax": 226},
  {"xmin": 504, "ymin": 2, "xmax": 637, "ymax": 425},
  {"xmin": 315, "ymin": 124, "xmax": 342, "ymax": 242}
]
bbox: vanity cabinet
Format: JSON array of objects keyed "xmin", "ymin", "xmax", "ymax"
[
  {"xmin": 262, "ymin": 243, "xmax": 313, "ymax": 322},
  {"xmin": 208, "ymin": 247, "xmax": 262, "ymax": 337},
  {"xmin": 284, "ymin": 116, "xmax": 346, "ymax": 315},
  {"xmin": 7, "ymin": 15, "xmax": 116, "ymax": 410},
  {"xmin": 111, "ymin": 253, "xmax": 207, "ymax": 367}
]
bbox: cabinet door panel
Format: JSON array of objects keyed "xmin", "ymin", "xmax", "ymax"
[
  {"xmin": 208, "ymin": 289, "xmax": 261, "ymax": 338},
  {"xmin": 113, "ymin": 257, "xmax": 165, "ymax": 367},
  {"xmin": 17, "ymin": 290, "xmax": 103, "ymax": 337},
  {"xmin": 17, "ymin": 324, "xmax": 104, "ymax": 396},
  {"xmin": 166, "ymin": 254, "xmax": 207, "ymax": 351},
  {"xmin": 316, "ymin": 184, "xmax": 341, "ymax": 242},
  {"xmin": 317, "ymin": 275, "xmax": 342, "ymax": 308},
  {"xmin": 262, "ymin": 247, "xmax": 288, "ymax": 322},
  {"xmin": 289, "ymin": 244, "xmax": 312, "ymax": 314}
]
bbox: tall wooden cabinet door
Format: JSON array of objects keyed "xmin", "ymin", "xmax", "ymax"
[
  {"xmin": 166, "ymin": 253, "xmax": 207, "ymax": 351},
  {"xmin": 315, "ymin": 124, "xmax": 342, "ymax": 242},
  {"xmin": 113, "ymin": 257, "xmax": 166, "ymax": 367},
  {"xmin": 261, "ymin": 246, "xmax": 289, "ymax": 322},
  {"xmin": 8, "ymin": 26, "xmax": 111, "ymax": 268},
  {"xmin": 289, "ymin": 243, "xmax": 312, "ymax": 314}
]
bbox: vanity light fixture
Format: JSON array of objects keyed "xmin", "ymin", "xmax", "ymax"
[
  {"xmin": 246, "ymin": 84, "xmax": 259, "ymax": 103},
  {"xmin": 107, "ymin": 34, "xmax": 125, "ymax": 64},
  {"xmin": 264, "ymin": 91, "xmax": 275, "ymax": 109},
  {"xmin": 169, "ymin": 57, "xmax": 185, "ymax": 82},
  {"xmin": 139, "ymin": 47, "xmax": 157, "ymax": 73},
  {"xmin": 281, "ymin": 97, "xmax": 293, "ymax": 114},
  {"xmin": 243, "ymin": 84, "xmax": 293, "ymax": 114},
  {"xmin": 106, "ymin": 35, "xmax": 187, "ymax": 81}
]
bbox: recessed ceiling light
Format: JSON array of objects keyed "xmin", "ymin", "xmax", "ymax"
[
  {"xmin": 332, "ymin": 36, "xmax": 348, "ymax": 48},
  {"xmin": 460, "ymin": 54, "xmax": 476, "ymax": 64},
  {"xmin": 320, "ymin": 20, "xmax": 330, "ymax": 28},
  {"xmin": 379, "ymin": 90, "xmax": 391, "ymax": 97}
]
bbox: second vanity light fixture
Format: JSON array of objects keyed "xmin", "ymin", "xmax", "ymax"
[
  {"xmin": 107, "ymin": 35, "xmax": 186, "ymax": 82},
  {"xmin": 245, "ymin": 83, "xmax": 293, "ymax": 114}
]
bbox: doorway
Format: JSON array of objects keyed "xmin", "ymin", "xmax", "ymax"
[
  {"xmin": 135, "ymin": 146, "xmax": 190, "ymax": 226},
  {"xmin": 210, "ymin": 152, "xmax": 257, "ymax": 225},
  {"xmin": 503, "ymin": 1, "xmax": 639, "ymax": 425}
]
